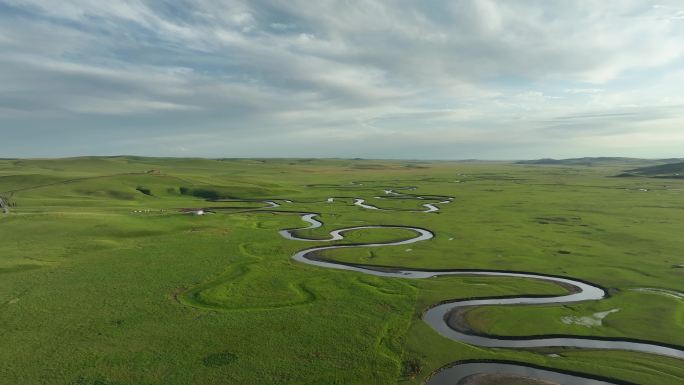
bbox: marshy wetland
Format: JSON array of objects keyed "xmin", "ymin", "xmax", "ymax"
[{"xmin": 1, "ymin": 157, "xmax": 683, "ymax": 385}]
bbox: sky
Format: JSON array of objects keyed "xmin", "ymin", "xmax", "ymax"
[{"xmin": 1, "ymin": 0, "xmax": 684, "ymax": 159}]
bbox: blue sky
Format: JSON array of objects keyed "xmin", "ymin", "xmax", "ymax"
[{"xmin": 1, "ymin": 0, "xmax": 684, "ymax": 159}]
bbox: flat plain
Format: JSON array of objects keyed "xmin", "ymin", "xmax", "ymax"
[{"xmin": 1, "ymin": 157, "xmax": 683, "ymax": 385}]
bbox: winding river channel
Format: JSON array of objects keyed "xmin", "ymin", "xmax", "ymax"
[{"xmin": 271, "ymin": 192, "xmax": 684, "ymax": 385}]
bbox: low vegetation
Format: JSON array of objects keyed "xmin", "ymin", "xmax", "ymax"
[{"xmin": 0, "ymin": 157, "xmax": 682, "ymax": 385}]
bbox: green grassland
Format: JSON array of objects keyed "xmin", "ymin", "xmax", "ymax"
[{"xmin": 1, "ymin": 157, "xmax": 683, "ymax": 385}]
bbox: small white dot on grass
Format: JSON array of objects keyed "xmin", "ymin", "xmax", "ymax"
[{"xmin": 405, "ymin": 248, "xmax": 412, "ymax": 252}]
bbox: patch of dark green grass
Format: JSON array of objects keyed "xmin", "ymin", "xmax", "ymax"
[
  {"xmin": 0, "ymin": 264, "xmax": 43, "ymax": 274},
  {"xmin": 69, "ymin": 377, "xmax": 120, "ymax": 385},
  {"xmin": 401, "ymin": 357, "xmax": 424, "ymax": 379},
  {"xmin": 202, "ymin": 351, "xmax": 238, "ymax": 367},
  {"xmin": 135, "ymin": 186, "xmax": 152, "ymax": 196}
]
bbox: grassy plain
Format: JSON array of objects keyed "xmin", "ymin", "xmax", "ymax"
[{"xmin": 0, "ymin": 157, "xmax": 683, "ymax": 385}]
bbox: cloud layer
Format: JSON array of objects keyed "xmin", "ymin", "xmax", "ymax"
[{"xmin": 1, "ymin": 0, "xmax": 683, "ymax": 158}]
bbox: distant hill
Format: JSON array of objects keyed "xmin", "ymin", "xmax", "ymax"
[
  {"xmin": 616, "ymin": 162, "xmax": 684, "ymax": 178},
  {"xmin": 515, "ymin": 157, "xmax": 667, "ymax": 166}
]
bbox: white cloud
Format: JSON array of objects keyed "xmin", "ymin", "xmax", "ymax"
[{"xmin": 1, "ymin": 0, "xmax": 683, "ymax": 158}]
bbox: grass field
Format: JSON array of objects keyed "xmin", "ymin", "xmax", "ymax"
[{"xmin": 1, "ymin": 157, "xmax": 683, "ymax": 385}]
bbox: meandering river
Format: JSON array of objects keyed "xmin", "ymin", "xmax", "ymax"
[
  {"xmin": 276, "ymin": 195, "xmax": 684, "ymax": 384},
  {"xmin": 199, "ymin": 191, "xmax": 683, "ymax": 384}
]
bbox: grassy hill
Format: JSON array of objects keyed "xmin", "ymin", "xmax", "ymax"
[
  {"xmin": 515, "ymin": 157, "xmax": 676, "ymax": 167},
  {"xmin": 616, "ymin": 161, "xmax": 684, "ymax": 179}
]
